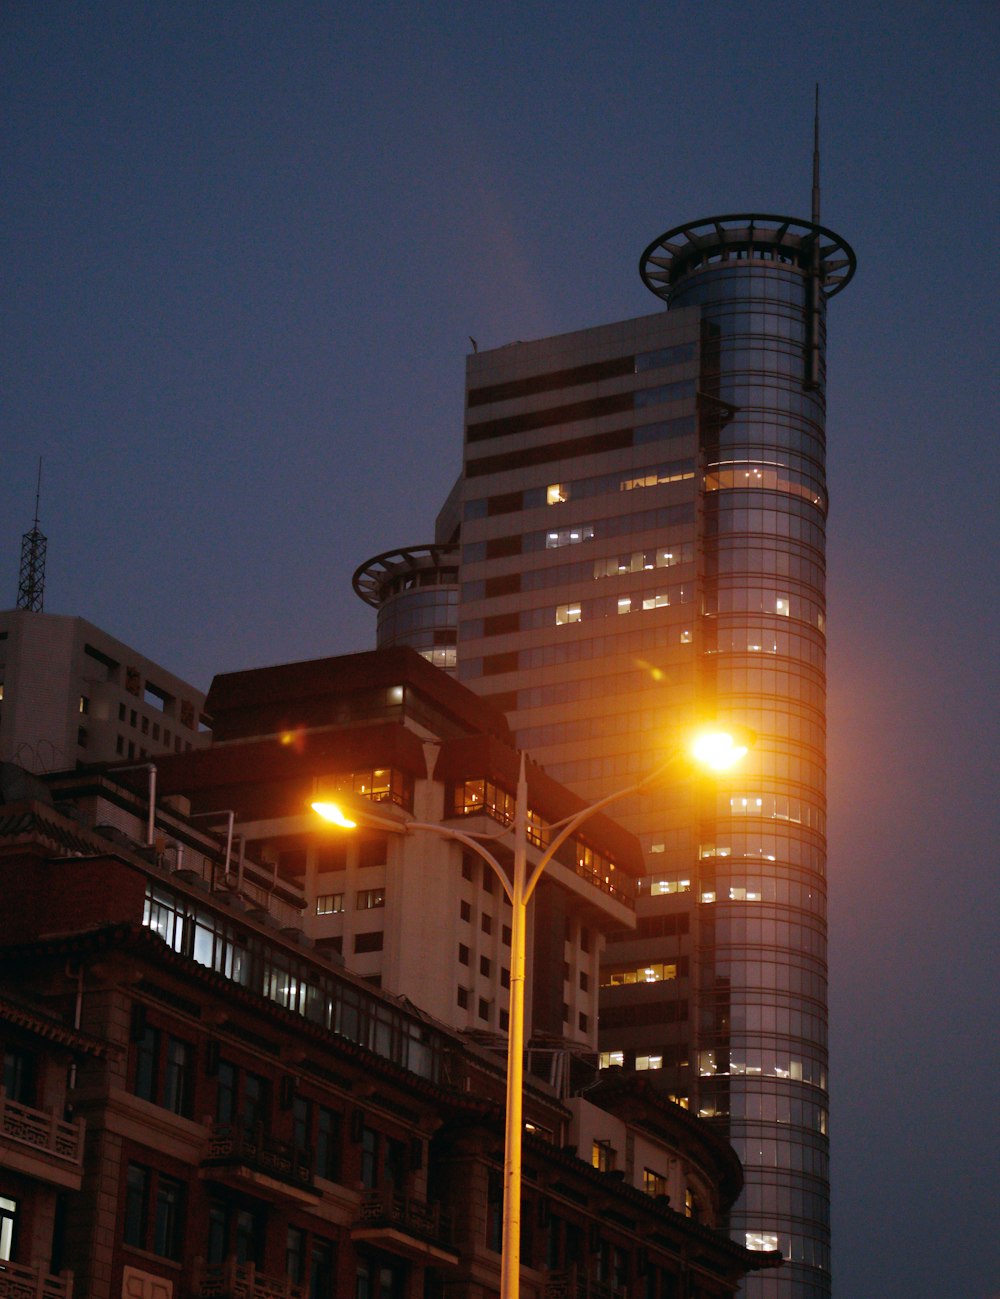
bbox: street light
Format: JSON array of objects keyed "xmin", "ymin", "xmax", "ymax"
[{"xmin": 312, "ymin": 726, "xmax": 752, "ymax": 1299}]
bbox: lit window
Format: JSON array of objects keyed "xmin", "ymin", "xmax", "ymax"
[
  {"xmin": 547, "ymin": 483, "xmax": 569, "ymax": 504},
  {"xmin": 357, "ymin": 888, "xmax": 385, "ymax": 911},
  {"xmin": 641, "ymin": 592, "xmax": 670, "ymax": 610},
  {"xmin": 650, "ymin": 877, "xmax": 690, "ymax": 895},
  {"xmin": 643, "ymin": 1168, "xmax": 668, "ymax": 1196},
  {"xmin": 776, "ymin": 595, "xmax": 790, "ymax": 616},
  {"xmin": 598, "ymin": 1050, "xmax": 624, "ymax": 1069},
  {"xmin": 617, "ymin": 597, "xmax": 632, "ymax": 614},
  {"xmin": 316, "ymin": 894, "xmax": 345, "ymax": 915},
  {"xmin": 680, "ymin": 629, "xmax": 692, "ymax": 643},
  {"xmin": 636, "ymin": 1055, "xmax": 663, "ymax": 1071},
  {"xmin": 592, "ymin": 1140, "xmax": 614, "ymax": 1172},
  {"xmin": 555, "ymin": 603, "xmax": 582, "ymax": 625},
  {"xmin": 746, "ymin": 1232, "xmax": 779, "ymax": 1252},
  {"xmin": 546, "ymin": 524, "xmax": 594, "ymax": 549},
  {"xmin": 700, "ymin": 890, "xmax": 716, "ymax": 902},
  {"xmin": 0, "ymin": 1196, "xmax": 16, "ymax": 1261}
]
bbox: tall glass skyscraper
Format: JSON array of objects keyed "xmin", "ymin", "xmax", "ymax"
[{"xmin": 356, "ymin": 211, "xmax": 854, "ymax": 1297}]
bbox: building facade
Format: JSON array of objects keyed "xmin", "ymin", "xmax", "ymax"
[
  {"xmin": 0, "ymin": 735, "xmax": 778, "ymax": 1299},
  {"xmin": 0, "ymin": 610, "xmax": 209, "ymax": 773},
  {"xmin": 356, "ymin": 213, "xmax": 853, "ymax": 1297}
]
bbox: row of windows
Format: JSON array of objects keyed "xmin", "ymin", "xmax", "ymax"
[
  {"xmin": 463, "ymin": 452, "xmax": 695, "ymax": 524},
  {"xmin": 142, "ymin": 884, "xmax": 441, "ymax": 1079},
  {"xmin": 504, "ymin": 664, "xmax": 693, "ymax": 716},
  {"xmin": 461, "ymin": 620, "xmax": 689, "ymax": 683},
  {"xmin": 114, "ymin": 701, "xmax": 193, "ymax": 750},
  {"xmin": 723, "ymin": 792, "xmax": 825, "ymax": 832},
  {"xmin": 601, "ymin": 957, "xmax": 689, "ymax": 986},
  {"xmin": 707, "ymin": 587, "xmax": 824, "ymax": 630},
  {"xmin": 315, "ymin": 887, "xmax": 384, "ymax": 915},
  {"xmin": 706, "ymin": 463, "xmax": 825, "ymax": 511},
  {"xmin": 699, "ymin": 1048, "xmax": 826, "ymax": 1090},
  {"xmin": 699, "ymin": 1082, "xmax": 828, "ymax": 1133},
  {"xmin": 711, "ymin": 498, "xmax": 826, "ymax": 550},
  {"xmin": 705, "ymin": 624, "xmax": 826, "ymax": 669},
  {"xmin": 713, "ymin": 663, "xmax": 825, "ymax": 708},
  {"xmin": 461, "ymin": 500, "xmax": 695, "ymax": 565},
  {"xmin": 600, "ymin": 1000, "xmax": 689, "ymax": 1030},
  {"xmin": 725, "ymin": 1002, "xmax": 827, "ymax": 1048},
  {"xmin": 694, "ymin": 873, "xmax": 825, "ymax": 912},
  {"xmin": 516, "ymin": 696, "xmax": 698, "ymax": 754},
  {"xmin": 713, "ymin": 914, "xmax": 826, "ymax": 959},
  {"xmin": 698, "ymin": 828, "xmax": 826, "ymax": 874},
  {"xmin": 376, "ymin": 589, "xmax": 457, "ymax": 635},
  {"xmin": 737, "ymin": 1226, "xmax": 831, "ymax": 1273},
  {"xmin": 598, "ymin": 1045, "xmax": 690, "ymax": 1071},
  {"xmin": 713, "ymin": 959, "xmax": 827, "ymax": 1003},
  {"xmin": 736, "ymin": 1181, "xmax": 830, "ymax": 1230},
  {"xmin": 732, "ymin": 1132, "xmax": 829, "ymax": 1182}
]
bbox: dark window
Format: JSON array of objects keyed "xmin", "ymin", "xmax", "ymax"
[
  {"xmin": 287, "ymin": 1226, "xmax": 306, "ymax": 1285},
  {"xmin": 360, "ymin": 1126, "xmax": 379, "ymax": 1189},
  {"xmin": 485, "ymin": 535, "xmax": 522, "ymax": 560},
  {"xmin": 481, "ymin": 863, "xmax": 495, "ymax": 894},
  {"xmin": 485, "ymin": 573, "xmax": 522, "ymax": 598},
  {"xmin": 484, "ymin": 611, "xmax": 520, "ymax": 636},
  {"xmin": 358, "ymin": 838, "xmax": 388, "ymax": 870},
  {"xmin": 124, "ymin": 1164, "xmax": 184, "ymax": 1260},
  {"xmin": 481, "ymin": 913, "xmax": 492, "ymax": 935},
  {"xmin": 460, "ymin": 901, "xmax": 471, "ymax": 922},
  {"xmin": 487, "ymin": 491, "xmax": 523, "ymax": 515},
  {"xmin": 483, "ymin": 651, "xmax": 519, "ymax": 676},
  {"xmin": 316, "ymin": 1106, "xmax": 342, "ymax": 1181},
  {"xmin": 3, "ymin": 1046, "xmax": 36, "ymax": 1105},
  {"xmin": 480, "ymin": 956, "xmax": 491, "ymax": 977},
  {"xmin": 153, "ymin": 1175, "xmax": 184, "ymax": 1259},
  {"xmin": 163, "ymin": 1037, "xmax": 191, "ymax": 1115},
  {"xmin": 458, "ymin": 944, "xmax": 470, "ymax": 966},
  {"xmin": 457, "ymin": 986, "xmax": 470, "ymax": 1010},
  {"xmin": 310, "ymin": 1238, "xmax": 336, "ymax": 1299},
  {"xmin": 124, "ymin": 1165, "xmax": 148, "ymax": 1249},
  {"xmin": 354, "ymin": 930, "xmax": 384, "ymax": 954},
  {"xmin": 478, "ymin": 998, "xmax": 490, "ymax": 1022}
]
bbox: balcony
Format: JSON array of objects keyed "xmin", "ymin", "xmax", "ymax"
[
  {"xmin": 0, "ymin": 1091, "xmax": 85, "ymax": 1190},
  {"xmin": 351, "ymin": 1193, "xmax": 458, "ymax": 1265},
  {"xmin": 192, "ymin": 1259, "xmax": 302, "ymax": 1299},
  {"xmin": 544, "ymin": 1272, "xmax": 626, "ymax": 1299},
  {"xmin": 0, "ymin": 1260, "xmax": 73, "ymax": 1299},
  {"xmin": 199, "ymin": 1125, "xmax": 318, "ymax": 1206}
]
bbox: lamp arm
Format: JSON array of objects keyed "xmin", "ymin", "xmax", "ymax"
[{"xmin": 523, "ymin": 750, "xmax": 684, "ymax": 903}]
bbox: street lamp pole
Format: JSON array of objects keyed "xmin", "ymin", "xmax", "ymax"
[{"xmin": 313, "ymin": 728, "xmax": 751, "ymax": 1299}]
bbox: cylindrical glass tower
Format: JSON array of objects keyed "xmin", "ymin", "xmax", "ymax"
[
  {"xmin": 353, "ymin": 545, "xmax": 460, "ymax": 673},
  {"xmin": 642, "ymin": 215, "xmax": 855, "ymax": 1298}
]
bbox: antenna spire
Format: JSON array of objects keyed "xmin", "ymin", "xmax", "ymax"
[
  {"xmin": 811, "ymin": 83, "xmax": 821, "ymax": 226},
  {"xmin": 16, "ymin": 458, "xmax": 47, "ymax": 613}
]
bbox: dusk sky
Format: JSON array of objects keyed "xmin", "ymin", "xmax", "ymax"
[{"xmin": 4, "ymin": 4, "xmax": 998, "ymax": 1294}]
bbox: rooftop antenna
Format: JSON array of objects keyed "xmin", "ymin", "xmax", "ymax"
[
  {"xmin": 806, "ymin": 84, "xmax": 822, "ymax": 390},
  {"xmin": 16, "ymin": 458, "xmax": 47, "ymax": 612}
]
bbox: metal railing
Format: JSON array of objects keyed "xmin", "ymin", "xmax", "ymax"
[{"xmin": 0, "ymin": 1091, "xmax": 84, "ymax": 1165}]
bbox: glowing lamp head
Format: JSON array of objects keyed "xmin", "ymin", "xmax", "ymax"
[
  {"xmin": 311, "ymin": 801, "xmax": 357, "ymax": 829},
  {"xmin": 690, "ymin": 729, "xmax": 751, "ymax": 772}
]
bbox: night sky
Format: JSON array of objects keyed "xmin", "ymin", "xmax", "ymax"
[{"xmin": 4, "ymin": 4, "xmax": 998, "ymax": 1294}]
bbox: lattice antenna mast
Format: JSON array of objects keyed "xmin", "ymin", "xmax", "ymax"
[{"xmin": 16, "ymin": 459, "xmax": 47, "ymax": 612}]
